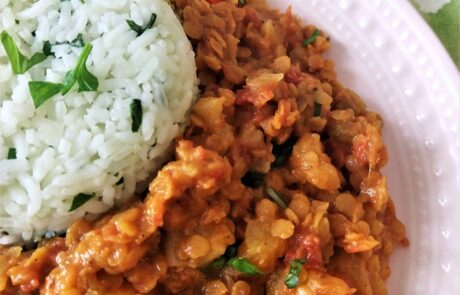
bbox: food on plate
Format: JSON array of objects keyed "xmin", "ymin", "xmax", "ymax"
[
  {"xmin": 0, "ymin": 0, "xmax": 197, "ymax": 244},
  {"xmin": 0, "ymin": 0, "xmax": 408, "ymax": 294}
]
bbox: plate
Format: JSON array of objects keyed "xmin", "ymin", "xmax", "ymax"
[{"xmin": 267, "ymin": 0, "xmax": 460, "ymax": 294}]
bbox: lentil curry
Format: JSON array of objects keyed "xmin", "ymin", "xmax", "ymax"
[{"xmin": 0, "ymin": 0, "xmax": 408, "ymax": 294}]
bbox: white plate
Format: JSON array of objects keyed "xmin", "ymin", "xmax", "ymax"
[{"xmin": 267, "ymin": 0, "xmax": 460, "ymax": 294}]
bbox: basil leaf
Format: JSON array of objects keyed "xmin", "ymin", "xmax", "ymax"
[
  {"xmin": 29, "ymin": 81, "xmax": 63, "ymax": 108},
  {"xmin": 266, "ymin": 187, "xmax": 287, "ymax": 209},
  {"xmin": 127, "ymin": 13, "xmax": 157, "ymax": 36},
  {"xmin": 61, "ymin": 44, "xmax": 98, "ymax": 95},
  {"xmin": 303, "ymin": 29, "xmax": 321, "ymax": 46},
  {"xmin": 241, "ymin": 171, "xmax": 265, "ymax": 189},
  {"xmin": 238, "ymin": 0, "xmax": 246, "ymax": 7},
  {"xmin": 227, "ymin": 257, "xmax": 263, "ymax": 275},
  {"xmin": 285, "ymin": 259, "xmax": 306, "ymax": 289},
  {"xmin": 7, "ymin": 148, "xmax": 16, "ymax": 160},
  {"xmin": 1, "ymin": 31, "xmax": 47, "ymax": 74},
  {"xmin": 313, "ymin": 102, "xmax": 322, "ymax": 116},
  {"xmin": 69, "ymin": 193, "xmax": 93, "ymax": 212},
  {"xmin": 272, "ymin": 136, "xmax": 297, "ymax": 168},
  {"xmin": 130, "ymin": 99, "xmax": 143, "ymax": 132}
]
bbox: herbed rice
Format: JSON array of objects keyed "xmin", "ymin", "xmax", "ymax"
[{"xmin": 0, "ymin": 0, "xmax": 197, "ymax": 244}]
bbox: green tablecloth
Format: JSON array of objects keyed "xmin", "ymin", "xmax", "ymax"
[{"xmin": 412, "ymin": 0, "xmax": 460, "ymax": 68}]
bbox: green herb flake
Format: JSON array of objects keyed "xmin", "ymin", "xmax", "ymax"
[
  {"xmin": 1, "ymin": 31, "xmax": 47, "ymax": 74},
  {"xmin": 272, "ymin": 136, "xmax": 297, "ymax": 168},
  {"xmin": 43, "ymin": 41, "xmax": 54, "ymax": 57},
  {"xmin": 238, "ymin": 0, "xmax": 246, "ymax": 7},
  {"xmin": 266, "ymin": 187, "xmax": 287, "ymax": 209},
  {"xmin": 227, "ymin": 257, "xmax": 264, "ymax": 275},
  {"xmin": 7, "ymin": 148, "xmax": 16, "ymax": 160},
  {"xmin": 303, "ymin": 29, "xmax": 321, "ymax": 46},
  {"xmin": 61, "ymin": 43, "xmax": 98, "ymax": 95},
  {"xmin": 130, "ymin": 99, "xmax": 143, "ymax": 132},
  {"xmin": 29, "ymin": 81, "xmax": 63, "ymax": 108},
  {"xmin": 69, "ymin": 193, "xmax": 93, "ymax": 212},
  {"xmin": 127, "ymin": 13, "xmax": 157, "ymax": 36},
  {"xmin": 241, "ymin": 171, "xmax": 265, "ymax": 188},
  {"xmin": 313, "ymin": 102, "xmax": 322, "ymax": 116},
  {"xmin": 67, "ymin": 33, "xmax": 84, "ymax": 48},
  {"xmin": 284, "ymin": 259, "xmax": 306, "ymax": 289}
]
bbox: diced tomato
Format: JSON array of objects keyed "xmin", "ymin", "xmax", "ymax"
[{"xmin": 284, "ymin": 227, "xmax": 323, "ymax": 268}]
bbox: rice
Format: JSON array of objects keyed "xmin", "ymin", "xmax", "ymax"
[{"xmin": 0, "ymin": 0, "xmax": 197, "ymax": 244}]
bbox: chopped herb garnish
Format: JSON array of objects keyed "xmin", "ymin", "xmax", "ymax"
[
  {"xmin": 61, "ymin": 43, "xmax": 98, "ymax": 94},
  {"xmin": 266, "ymin": 187, "xmax": 287, "ymax": 209},
  {"xmin": 313, "ymin": 102, "xmax": 322, "ymax": 116},
  {"xmin": 284, "ymin": 259, "xmax": 306, "ymax": 289},
  {"xmin": 1, "ymin": 31, "xmax": 47, "ymax": 74},
  {"xmin": 69, "ymin": 193, "xmax": 93, "ymax": 212},
  {"xmin": 63, "ymin": 33, "xmax": 85, "ymax": 48},
  {"xmin": 43, "ymin": 34, "xmax": 85, "ymax": 57},
  {"xmin": 303, "ymin": 29, "xmax": 321, "ymax": 46},
  {"xmin": 43, "ymin": 41, "xmax": 53, "ymax": 57},
  {"xmin": 127, "ymin": 13, "xmax": 157, "ymax": 36},
  {"xmin": 241, "ymin": 171, "xmax": 265, "ymax": 188},
  {"xmin": 29, "ymin": 43, "xmax": 98, "ymax": 108},
  {"xmin": 7, "ymin": 148, "xmax": 16, "ymax": 160},
  {"xmin": 272, "ymin": 136, "xmax": 297, "ymax": 168},
  {"xmin": 116, "ymin": 177, "xmax": 124, "ymax": 185},
  {"xmin": 238, "ymin": 0, "xmax": 246, "ymax": 7},
  {"xmin": 130, "ymin": 99, "xmax": 143, "ymax": 132},
  {"xmin": 28, "ymin": 81, "xmax": 63, "ymax": 108},
  {"xmin": 227, "ymin": 257, "xmax": 264, "ymax": 275}
]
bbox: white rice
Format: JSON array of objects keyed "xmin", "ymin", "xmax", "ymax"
[{"xmin": 0, "ymin": 0, "xmax": 197, "ymax": 244}]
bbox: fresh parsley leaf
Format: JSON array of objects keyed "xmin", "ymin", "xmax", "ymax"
[
  {"xmin": 28, "ymin": 81, "xmax": 63, "ymax": 108},
  {"xmin": 227, "ymin": 257, "xmax": 264, "ymax": 275},
  {"xmin": 241, "ymin": 171, "xmax": 265, "ymax": 188},
  {"xmin": 69, "ymin": 193, "xmax": 93, "ymax": 212},
  {"xmin": 130, "ymin": 99, "xmax": 143, "ymax": 132},
  {"xmin": 238, "ymin": 0, "xmax": 246, "ymax": 7},
  {"xmin": 285, "ymin": 259, "xmax": 306, "ymax": 289},
  {"xmin": 303, "ymin": 29, "xmax": 321, "ymax": 46},
  {"xmin": 7, "ymin": 148, "xmax": 16, "ymax": 160},
  {"xmin": 127, "ymin": 13, "xmax": 157, "ymax": 36},
  {"xmin": 61, "ymin": 43, "xmax": 98, "ymax": 94},
  {"xmin": 1, "ymin": 31, "xmax": 47, "ymax": 74},
  {"xmin": 272, "ymin": 136, "xmax": 297, "ymax": 168},
  {"xmin": 313, "ymin": 102, "xmax": 322, "ymax": 116},
  {"xmin": 266, "ymin": 187, "xmax": 287, "ymax": 209}
]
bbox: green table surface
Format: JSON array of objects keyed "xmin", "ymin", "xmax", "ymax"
[{"xmin": 412, "ymin": 0, "xmax": 460, "ymax": 68}]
